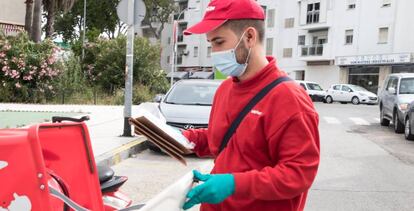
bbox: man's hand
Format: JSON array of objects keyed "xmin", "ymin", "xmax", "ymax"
[{"xmin": 183, "ymin": 170, "xmax": 235, "ymax": 210}]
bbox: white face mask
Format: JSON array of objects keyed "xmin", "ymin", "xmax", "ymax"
[{"xmin": 211, "ymin": 31, "xmax": 252, "ymax": 77}]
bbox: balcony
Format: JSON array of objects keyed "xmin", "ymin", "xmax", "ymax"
[
  {"xmin": 174, "ymin": 13, "xmax": 185, "ymax": 20},
  {"xmin": 299, "ymin": 44, "xmax": 333, "ymax": 61},
  {"xmin": 301, "ymin": 45, "xmax": 324, "ymax": 56},
  {"xmin": 177, "ymin": 35, "xmax": 184, "ymax": 43},
  {"xmin": 177, "ymin": 56, "xmax": 183, "ymax": 65},
  {"xmin": 299, "ymin": 2, "xmax": 331, "ymax": 31}
]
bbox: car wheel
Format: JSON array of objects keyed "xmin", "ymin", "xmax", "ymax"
[
  {"xmin": 326, "ymin": 96, "xmax": 333, "ymax": 104},
  {"xmin": 351, "ymin": 96, "xmax": 360, "ymax": 105},
  {"xmin": 394, "ymin": 111, "xmax": 404, "ymax": 133},
  {"xmin": 405, "ymin": 118, "xmax": 414, "ymax": 140},
  {"xmin": 380, "ymin": 106, "xmax": 390, "ymax": 126}
]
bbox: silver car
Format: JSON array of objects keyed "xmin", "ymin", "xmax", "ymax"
[
  {"xmin": 151, "ymin": 79, "xmax": 222, "ymax": 151},
  {"xmin": 378, "ymin": 73, "xmax": 414, "ymax": 133},
  {"xmin": 160, "ymin": 79, "xmax": 222, "ymax": 128}
]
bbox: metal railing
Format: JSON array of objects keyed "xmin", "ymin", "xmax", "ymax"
[{"xmin": 301, "ymin": 44, "xmax": 324, "ymax": 56}]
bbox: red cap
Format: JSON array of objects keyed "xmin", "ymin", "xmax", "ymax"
[{"xmin": 184, "ymin": 0, "xmax": 265, "ymax": 36}]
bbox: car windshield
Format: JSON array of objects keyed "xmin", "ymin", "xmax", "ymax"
[
  {"xmin": 399, "ymin": 78, "xmax": 414, "ymax": 94},
  {"xmin": 164, "ymin": 82, "xmax": 219, "ymax": 106},
  {"xmin": 307, "ymin": 83, "xmax": 323, "ymax": 91},
  {"xmin": 349, "ymin": 85, "xmax": 368, "ymax": 92}
]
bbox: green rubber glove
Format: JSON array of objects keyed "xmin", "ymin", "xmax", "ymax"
[{"xmin": 183, "ymin": 170, "xmax": 235, "ymax": 210}]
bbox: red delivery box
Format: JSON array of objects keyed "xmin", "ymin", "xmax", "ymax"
[{"xmin": 0, "ymin": 122, "xmax": 104, "ymax": 210}]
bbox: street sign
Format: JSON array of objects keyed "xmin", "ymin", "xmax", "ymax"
[{"xmin": 117, "ymin": 0, "xmax": 146, "ymax": 26}]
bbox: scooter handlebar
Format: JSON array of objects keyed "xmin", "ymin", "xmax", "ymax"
[{"xmin": 52, "ymin": 116, "xmax": 90, "ymax": 123}]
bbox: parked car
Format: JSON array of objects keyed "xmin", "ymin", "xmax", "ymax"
[
  {"xmin": 151, "ymin": 79, "xmax": 222, "ymax": 151},
  {"xmin": 379, "ymin": 73, "xmax": 414, "ymax": 133},
  {"xmin": 295, "ymin": 80, "xmax": 326, "ymax": 102},
  {"xmin": 403, "ymin": 101, "xmax": 414, "ymax": 140},
  {"xmin": 325, "ymin": 84, "xmax": 378, "ymax": 105}
]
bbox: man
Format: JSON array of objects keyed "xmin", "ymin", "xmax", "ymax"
[{"xmin": 181, "ymin": 0, "xmax": 320, "ymax": 210}]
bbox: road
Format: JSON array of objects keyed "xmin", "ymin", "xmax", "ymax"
[{"xmin": 112, "ymin": 102, "xmax": 414, "ymax": 210}]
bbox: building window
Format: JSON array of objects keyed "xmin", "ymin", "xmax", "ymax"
[
  {"xmin": 347, "ymin": 0, "xmax": 356, "ymax": 9},
  {"xmin": 266, "ymin": 38, "xmax": 273, "ymax": 55},
  {"xmin": 261, "ymin": 5, "xmax": 267, "ymax": 17},
  {"xmin": 267, "ymin": 9, "xmax": 275, "ymax": 28},
  {"xmin": 283, "ymin": 48, "xmax": 293, "ymax": 58},
  {"xmin": 345, "ymin": 29, "xmax": 353, "ymax": 44},
  {"xmin": 284, "ymin": 18, "xmax": 294, "ymax": 28},
  {"xmin": 298, "ymin": 35, "xmax": 306, "ymax": 45},
  {"xmin": 207, "ymin": 47, "xmax": 212, "ymax": 57},
  {"xmin": 167, "ymin": 56, "xmax": 170, "ymax": 64},
  {"xmin": 382, "ymin": 0, "xmax": 391, "ymax": 7},
  {"xmin": 167, "ymin": 37, "xmax": 171, "ymax": 44},
  {"xmin": 306, "ymin": 2, "xmax": 320, "ymax": 24},
  {"xmin": 378, "ymin": 27, "xmax": 389, "ymax": 43},
  {"xmin": 194, "ymin": 47, "xmax": 198, "ymax": 57}
]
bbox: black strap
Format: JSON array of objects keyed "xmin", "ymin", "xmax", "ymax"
[{"xmin": 219, "ymin": 76, "xmax": 292, "ymax": 153}]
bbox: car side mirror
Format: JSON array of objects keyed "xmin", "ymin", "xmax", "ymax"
[
  {"xmin": 153, "ymin": 94, "xmax": 165, "ymax": 103},
  {"xmin": 388, "ymin": 87, "xmax": 396, "ymax": 95}
]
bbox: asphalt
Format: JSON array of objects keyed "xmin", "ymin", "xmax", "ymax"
[{"xmin": 0, "ymin": 103, "xmax": 151, "ymax": 166}]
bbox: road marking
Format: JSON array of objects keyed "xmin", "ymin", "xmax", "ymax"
[
  {"xmin": 349, "ymin": 117, "xmax": 370, "ymax": 125},
  {"xmin": 323, "ymin": 117, "xmax": 341, "ymax": 124}
]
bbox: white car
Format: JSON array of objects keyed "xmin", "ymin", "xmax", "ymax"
[
  {"xmin": 296, "ymin": 80, "xmax": 326, "ymax": 102},
  {"xmin": 325, "ymin": 84, "xmax": 378, "ymax": 105}
]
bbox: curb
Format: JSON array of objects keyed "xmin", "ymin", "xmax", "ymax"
[{"xmin": 95, "ymin": 136, "xmax": 148, "ymax": 166}]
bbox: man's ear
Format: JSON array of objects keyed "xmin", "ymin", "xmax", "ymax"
[{"xmin": 245, "ymin": 27, "xmax": 257, "ymax": 48}]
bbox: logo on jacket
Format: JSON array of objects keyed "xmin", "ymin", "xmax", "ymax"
[
  {"xmin": 251, "ymin": 110, "xmax": 263, "ymax": 116},
  {"xmin": 184, "ymin": 124, "xmax": 195, "ymax": 129},
  {"xmin": 0, "ymin": 161, "xmax": 7, "ymax": 170},
  {"xmin": 206, "ymin": 6, "xmax": 215, "ymax": 12}
]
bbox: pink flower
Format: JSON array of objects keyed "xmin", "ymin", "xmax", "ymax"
[
  {"xmin": 3, "ymin": 44, "xmax": 11, "ymax": 51},
  {"xmin": 47, "ymin": 56, "xmax": 56, "ymax": 65},
  {"xmin": 15, "ymin": 83, "xmax": 21, "ymax": 88},
  {"xmin": 0, "ymin": 52, "xmax": 5, "ymax": 58}
]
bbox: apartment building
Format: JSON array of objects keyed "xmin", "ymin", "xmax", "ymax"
[
  {"xmin": 0, "ymin": 0, "xmax": 25, "ymax": 36},
  {"xmin": 161, "ymin": 0, "xmax": 414, "ymax": 93}
]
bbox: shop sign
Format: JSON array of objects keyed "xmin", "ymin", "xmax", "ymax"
[{"xmin": 335, "ymin": 53, "xmax": 412, "ymax": 66}]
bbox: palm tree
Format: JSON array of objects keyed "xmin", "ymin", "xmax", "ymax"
[
  {"xmin": 28, "ymin": 0, "xmax": 76, "ymax": 41},
  {"xmin": 31, "ymin": 0, "xmax": 42, "ymax": 42},
  {"xmin": 24, "ymin": 0, "xmax": 34, "ymax": 34}
]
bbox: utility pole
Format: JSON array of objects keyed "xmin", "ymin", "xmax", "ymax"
[{"xmin": 122, "ymin": 0, "xmax": 135, "ymax": 137}]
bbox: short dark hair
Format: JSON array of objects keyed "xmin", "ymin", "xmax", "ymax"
[{"xmin": 222, "ymin": 19, "xmax": 265, "ymax": 43}]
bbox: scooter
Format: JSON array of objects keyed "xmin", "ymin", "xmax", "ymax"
[{"xmin": 0, "ymin": 116, "xmax": 143, "ymax": 211}]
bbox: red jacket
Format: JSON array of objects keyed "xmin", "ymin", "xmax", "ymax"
[{"xmin": 183, "ymin": 57, "xmax": 320, "ymax": 211}]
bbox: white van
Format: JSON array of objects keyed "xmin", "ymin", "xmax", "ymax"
[{"xmin": 296, "ymin": 80, "xmax": 326, "ymax": 102}]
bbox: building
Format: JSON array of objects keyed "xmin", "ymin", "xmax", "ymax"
[
  {"xmin": 161, "ymin": 0, "xmax": 414, "ymax": 93},
  {"xmin": 0, "ymin": 0, "xmax": 26, "ymax": 36},
  {"xmin": 160, "ymin": 0, "xmax": 213, "ymax": 75}
]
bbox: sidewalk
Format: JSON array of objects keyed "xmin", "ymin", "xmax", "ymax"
[{"xmin": 0, "ymin": 103, "xmax": 151, "ymax": 166}]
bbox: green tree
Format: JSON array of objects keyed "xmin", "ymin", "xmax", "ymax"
[
  {"xmin": 43, "ymin": 0, "xmax": 77, "ymax": 38},
  {"xmin": 54, "ymin": 0, "xmax": 125, "ymax": 43},
  {"xmin": 142, "ymin": 0, "xmax": 177, "ymax": 39},
  {"xmin": 81, "ymin": 36, "xmax": 169, "ymax": 94}
]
